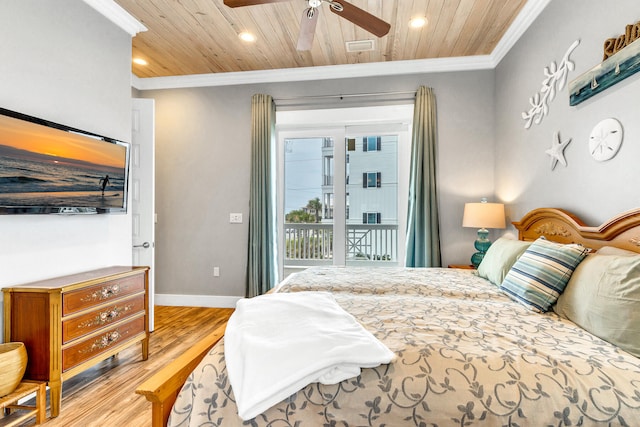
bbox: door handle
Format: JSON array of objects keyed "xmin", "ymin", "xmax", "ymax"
[{"xmin": 134, "ymin": 242, "xmax": 150, "ymax": 249}]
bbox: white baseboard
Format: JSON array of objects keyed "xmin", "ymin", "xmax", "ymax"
[{"xmin": 155, "ymin": 293, "xmax": 242, "ymax": 308}]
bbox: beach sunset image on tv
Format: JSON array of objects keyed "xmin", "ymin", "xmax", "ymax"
[{"xmin": 0, "ymin": 112, "xmax": 128, "ymax": 211}]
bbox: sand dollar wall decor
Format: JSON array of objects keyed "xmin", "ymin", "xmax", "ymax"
[{"xmin": 589, "ymin": 118, "xmax": 623, "ymax": 161}]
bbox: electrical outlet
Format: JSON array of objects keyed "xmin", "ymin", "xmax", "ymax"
[
  {"xmin": 213, "ymin": 266, "xmax": 220, "ymax": 277},
  {"xmin": 229, "ymin": 213, "xmax": 243, "ymax": 223}
]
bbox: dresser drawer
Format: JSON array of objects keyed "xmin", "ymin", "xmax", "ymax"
[
  {"xmin": 63, "ymin": 274, "xmax": 145, "ymax": 315},
  {"xmin": 3, "ymin": 266, "xmax": 149, "ymax": 418},
  {"xmin": 62, "ymin": 315, "xmax": 145, "ymax": 372},
  {"xmin": 62, "ymin": 294, "xmax": 145, "ymax": 344}
]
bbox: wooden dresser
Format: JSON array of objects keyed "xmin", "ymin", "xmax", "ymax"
[{"xmin": 2, "ymin": 266, "xmax": 149, "ymax": 417}]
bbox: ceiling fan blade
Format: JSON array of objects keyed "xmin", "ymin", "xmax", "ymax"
[
  {"xmin": 329, "ymin": 0, "xmax": 390, "ymax": 37},
  {"xmin": 223, "ymin": 0, "xmax": 290, "ymax": 7},
  {"xmin": 297, "ymin": 8, "xmax": 319, "ymax": 51}
]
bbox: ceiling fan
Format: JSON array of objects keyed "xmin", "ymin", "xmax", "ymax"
[{"xmin": 223, "ymin": 0, "xmax": 391, "ymax": 51}]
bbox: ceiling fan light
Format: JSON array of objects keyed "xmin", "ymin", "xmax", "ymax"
[
  {"xmin": 409, "ymin": 17, "xmax": 427, "ymax": 29},
  {"xmin": 239, "ymin": 31, "xmax": 256, "ymax": 42}
]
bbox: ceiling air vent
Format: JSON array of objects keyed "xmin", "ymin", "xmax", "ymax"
[{"xmin": 346, "ymin": 39, "xmax": 375, "ymax": 52}]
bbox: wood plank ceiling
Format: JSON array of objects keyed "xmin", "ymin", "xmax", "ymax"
[{"xmin": 115, "ymin": 0, "xmax": 528, "ymax": 78}]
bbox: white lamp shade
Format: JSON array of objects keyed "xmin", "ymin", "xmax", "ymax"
[{"xmin": 462, "ymin": 202, "xmax": 506, "ymax": 229}]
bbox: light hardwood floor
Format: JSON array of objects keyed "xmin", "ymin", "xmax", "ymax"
[{"xmin": 10, "ymin": 306, "xmax": 233, "ymax": 427}]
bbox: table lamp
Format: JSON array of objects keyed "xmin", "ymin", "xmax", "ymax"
[{"xmin": 462, "ymin": 198, "xmax": 506, "ymax": 267}]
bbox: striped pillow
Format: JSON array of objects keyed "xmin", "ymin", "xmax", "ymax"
[{"xmin": 500, "ymin": 238, "xmax": 588, "ymax": 312}]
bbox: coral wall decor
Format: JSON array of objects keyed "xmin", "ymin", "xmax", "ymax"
[{"xmin": 522, "ymin": 40, "xmax": 580, "ymax": 129}]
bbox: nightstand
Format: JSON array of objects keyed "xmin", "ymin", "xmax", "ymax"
[{"xmin": 448, "ymin": 264, "xmax": 476, "ymax": 270}]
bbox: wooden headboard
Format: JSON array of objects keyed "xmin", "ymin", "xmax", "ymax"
[{"xmin": 513, "ymin": 208, "xmax": 640, "ymax": 254}]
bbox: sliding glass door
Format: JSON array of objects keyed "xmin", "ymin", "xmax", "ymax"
[{"xmin": 277, "ymin": 105, "xmax": 412, "ymax": 278}]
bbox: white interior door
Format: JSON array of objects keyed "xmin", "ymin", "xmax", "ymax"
[{"xmin": 131, "ymin": 98, "xmax": 156, "ymax": 331}]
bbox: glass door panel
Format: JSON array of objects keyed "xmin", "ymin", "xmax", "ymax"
[
  {"xmin": 345, "ymin": 134, "xmax": 399, "ymax": 265},
  {"xmin": 279, "ymin": 131, "xmax": 345, "ymax": 279}
]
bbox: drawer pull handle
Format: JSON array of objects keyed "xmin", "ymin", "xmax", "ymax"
[
  {"xmin": 81, "ymin": 331, "xmax": 121, "ymax": 354},
  {"xmin": 80, "ymin": 284, "xmax": 121, "ymax": 303},
  {"xmin": 77, "ymin": 304, "xmax": 134, "ymax": 329}
]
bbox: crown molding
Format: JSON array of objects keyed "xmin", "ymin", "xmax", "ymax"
[
  {"xmin": 132, "ymin": 55, "xmax": 495, "ymax": 91},
  {"xmin": 83, "ymin": 0, "xmax": 147, "ymax": 36},
  {"xmin": 491, "ymin": 0, "xmax": 552, "ymax": 66},
  {"xmin": 130, "ymin": 0, "xmax": 550, "ymax": 91}
]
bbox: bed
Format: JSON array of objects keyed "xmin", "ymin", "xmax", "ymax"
[{"xmin": 136, "ymin": 207, "xmax": 640, "ymax": 426}]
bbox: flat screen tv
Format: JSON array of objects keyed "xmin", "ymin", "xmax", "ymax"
[{"xmin": 0, "ymin": 107, "xmax": 130, "ymax": 214}]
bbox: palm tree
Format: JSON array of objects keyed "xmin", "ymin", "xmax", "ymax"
[
  {"xmin": 306, "ymin": 197, "xmax": 322, "ymax": 223},
  {"xmin": 285, "ymin": 209, "xmax": 314, "ymax": 223}
]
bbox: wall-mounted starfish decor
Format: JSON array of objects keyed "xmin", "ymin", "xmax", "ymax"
[{"xmin": 545, "ymin": 131, "xmax": 571, "ymax": 170}]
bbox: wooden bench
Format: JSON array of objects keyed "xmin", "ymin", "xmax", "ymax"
[{"xmin": 0, "ymin": 380, "xmax": 46, "ymax": 426}]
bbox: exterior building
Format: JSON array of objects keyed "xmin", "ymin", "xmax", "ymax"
[
  {"xmin": 319, "ymin": 134, "xmax": 399, "ymax": 262},
  {"xmin": 321, "ymin": 135, "xmax": 398, "ymax": 226},
  {"xmin": 345, "ymin": 135, "xmax": 398, "ymax": 226}
]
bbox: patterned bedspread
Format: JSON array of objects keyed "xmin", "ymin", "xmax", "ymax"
[{"xmin": 168, "ymin": 267, "xmax": 640, "ymax": 426}]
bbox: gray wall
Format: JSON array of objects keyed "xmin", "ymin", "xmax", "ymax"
[
  {"xmin": 0, "ymin": 1, "xmax": 133, "ymax": 338},
  {"xmin": 142, "ymin": 70, "xmax": 495, "ymax": 298},
  {"xmin": 495, "ymin": 0, "xmax": 640, "ymax": 227},
  {"xmin": 147, "ymin": 0, "xmax": 640, "ymax": 301}
]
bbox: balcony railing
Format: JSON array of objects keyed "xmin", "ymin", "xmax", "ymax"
[{"xmin": 284, "ymin": 223, "xmax": 398, "ymax": 266}]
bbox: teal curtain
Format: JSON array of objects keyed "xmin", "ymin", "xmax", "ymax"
[
  {"xmin": 405, "ymin": 86, "xmax": 442, "ymax": 267},
  {"xmin": 247, "ymin": 94, "xmax": 278, "ymax": 297}
]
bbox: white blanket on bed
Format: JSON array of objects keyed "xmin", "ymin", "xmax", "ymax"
[{"xmin": 225, "ymin": 291, "xmax": 395, "ymax": 421}]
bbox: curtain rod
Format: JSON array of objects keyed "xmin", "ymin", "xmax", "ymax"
[{"xmin": 274, "ymin": 90, "xmax": 416, "ymax": 103}]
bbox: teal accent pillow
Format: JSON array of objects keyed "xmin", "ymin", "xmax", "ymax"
[
  {"xmin": 476, "ymin": 238, "xmax": 532, "ymax": 286},
  {"xmin": 554, "ymin": 253, "xmax": 640, "ymax": 357},
  {"xmin": 500, "ymin": 238, "xmax": 588, "ymax": 312}
]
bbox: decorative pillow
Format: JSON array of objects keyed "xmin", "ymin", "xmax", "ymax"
[
  {"xmin": 500, "ymin": 238, "xmax": 588, "ymax": 312},
  {"xmin": 477, "ymin": 238, "xmax": 532, "ymax": 286},
  {"xmin": 554, "ymin": 254, "xmax": 640, "ymax": 357},
  {"xmin": 597, "ymin": 246, "xmax": 638, "ymax": 256}
]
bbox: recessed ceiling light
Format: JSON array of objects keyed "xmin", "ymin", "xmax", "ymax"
[
  {"xmin": 133, "ymin": 57, "xmax": 148, "ymax": 66},
  {"xmin": 409, "ymin": 17, "xmax": 427, "ymax": 29},
  {"xmin": 239, "ymin": 32, "xmax": 256, "ymax": 42}
]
